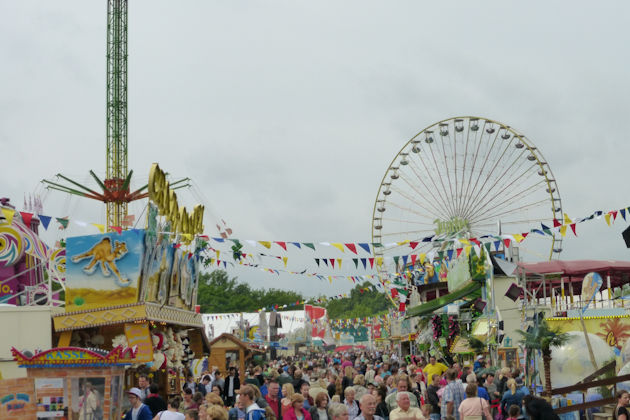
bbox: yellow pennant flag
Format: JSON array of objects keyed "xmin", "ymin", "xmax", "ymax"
[
  {"xmin": 215, "ymin": 250, "xmax": 220, "ymax": 259},
  {"xmin": 331, "ymin": 243, "xmax": 345, "ymax": 253},
  {"xmin": 1, "ymin": 208, "xmax": 15, "ymax": 225},
  {"xmin": 258, "ymin": 241, "xmax": 271, "ymax": 249},
  {"xmin": 337, "ymin": 258, "xmax": 342, "ymax": 269},
  {"xmin": 282, "ymin": 257, "xmax": 288, "ymax": 267},
  {"xmin": 396, "ymin": 240, "xmax": 410, "ymax": 245},
  {"xmin": 91, "ymin": 223, "xmax": 105, "ymax": 233},
  {"xmin": 559, "ymin": 225, "xmax": 567, "ymax": 237},
  {"xmin": 513, "ymin": 234, "xmax": 525, "ymax": 243},
  {"xmin": 376, "ymin": 257, "xmax": 383, "ymax": 267},
  {"xmin": 328, "ymin": 276, "xmax": 332, "ymax": 284},
  {"xmin": 420, "ymin": 253, "xmax": 426, "ymax": 265},
  {"xmin": 605, "ymin": 213, "xmax": 612, "ymax": 226},
  {"xmin": 459, "ymin": 238, "xmax": 470, "ymax": 245},
  {"xmin": 464, "ymin": 245, "xmax": 472, "ymax": 256},
  {"xmin": 564, "ymin": 213, "xmax": 572, "ymax": 224}
]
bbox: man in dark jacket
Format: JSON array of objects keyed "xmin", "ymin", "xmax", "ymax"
[
  {"xmin": 223, "ymin": 366, "xmax": 241, "ymax": 407},
  {"xmin": 426, "ymin": 374, "xmax": 441, "ymax": 420},
  {"xmin": 144, "ymin": 383, "xmax": 167, "ymax": 416}
]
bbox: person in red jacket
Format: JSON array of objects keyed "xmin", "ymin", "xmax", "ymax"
[{"xmin": 284, "ymin": 394, "xmax": 313, "ymax": 420}]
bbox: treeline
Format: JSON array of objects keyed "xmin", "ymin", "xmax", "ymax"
[{"xmin": 196, "ymin": 270, "xmax": 393, "ymax": 318}]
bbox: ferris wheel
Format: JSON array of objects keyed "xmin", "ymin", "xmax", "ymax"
[{"xmin": 371, "ymin": 116, "xmax": 563, "ymax": 267}]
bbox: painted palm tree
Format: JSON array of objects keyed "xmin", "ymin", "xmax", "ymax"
[{"xmin": 517, "ymin": 319, "xmax": 572, "ymax": 396}]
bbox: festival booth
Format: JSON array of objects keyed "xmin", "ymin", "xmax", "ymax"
[
  {"xmin": 1, "ymin": 346, "xmax": 134, "ymax": 420},
  {"xmin": 49, "ymin": 164, "xmax": 210, "ymax": 398},
  {"xmin": 208, "ymin": 333, "xmax": 255, "ymax": 379}
]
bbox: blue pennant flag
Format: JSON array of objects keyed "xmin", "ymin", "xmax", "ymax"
[
  {"xmin": 212, "ymin": 237, "xmax": 225, "ymax": 242},
  {"xmin": 494, "ymin": 241, "xmax": 501, "ymax": 251},
  {"xmin": 38, "ymin": 215, "xmax": 52, "ymax": 230},
  {"xmin": 291, "ymin": 242, "xmax": 301, "ymax": 249},
  {"xmin": 358, "ymin": 243, "xmax": 371, "ymax": 253}
]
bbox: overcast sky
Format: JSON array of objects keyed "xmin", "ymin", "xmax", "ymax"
[{"xmin": 1, "ymin": 1, "xmax": 629, "ymax": 298}]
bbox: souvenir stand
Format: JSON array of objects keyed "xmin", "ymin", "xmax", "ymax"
[
  {"xmin": 1, "ymin": 346, "xmax": 134, "ymax": 420},
  {"xmin": 50, "ymin": 164, "xmax": 210, "ymax": 398}
]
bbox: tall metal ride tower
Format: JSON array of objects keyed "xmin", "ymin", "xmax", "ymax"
[
  {"xmin": 105, "ymin": 0, "xmax": 129, "ymax": 229},
  {"xmin": 43, "ymin": 0, "xmax": 151, "ymax": 230}
]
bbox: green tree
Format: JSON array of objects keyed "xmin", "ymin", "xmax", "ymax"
[
  {"xmin": 325, "ymin": 282, "xmax": 394, "ymax": 319},
  {"xmin": 197, "ymin": 270, "xmax": 304, "ymax": 313},
  {"xmin": 516, "ymin": 319, "xmax": 572, "ymax": 396}
]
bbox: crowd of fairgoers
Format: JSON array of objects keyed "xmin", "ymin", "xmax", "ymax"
[{"xmin": 116, "ymin": 350, "xmax": 621, "ymax": 420}]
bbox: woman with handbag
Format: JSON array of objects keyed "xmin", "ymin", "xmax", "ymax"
[{"xmin": 457, "ymin": 384, "xmax": 492, "ymax": 420}]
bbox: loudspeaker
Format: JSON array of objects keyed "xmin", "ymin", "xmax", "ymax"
[
  {"xmin": 473, "ymin": 298, "xmax": 486, "ymax": 312},
  {"xmin": 623, "ymin": 225, "xmax": 630, "ymax": 248},
  {"xmin": 505, "ymin": 283, "xmax": 523, "ymax": 302}
]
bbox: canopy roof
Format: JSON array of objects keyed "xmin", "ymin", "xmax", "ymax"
[{"xmin": 518, "ymin": 259, "xmax": 630, "ymax": 296}]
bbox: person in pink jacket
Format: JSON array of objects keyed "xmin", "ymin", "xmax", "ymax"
[{"xmin": 284, "ymin": 394, "xmax": 313, "ymax": 420}]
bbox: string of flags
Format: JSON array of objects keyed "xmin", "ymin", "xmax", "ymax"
[
  {"xmin": 204, "ymin": 205, "xmax": 630, "ymax": 260},
  {"xmin": 0, "ymin": 208, "xmax": 135, "ymax": 233}
]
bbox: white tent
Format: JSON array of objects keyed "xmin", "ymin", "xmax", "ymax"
[{"xmin": 202, "ymin": 310, "xmax": 305, "ymax": 341}]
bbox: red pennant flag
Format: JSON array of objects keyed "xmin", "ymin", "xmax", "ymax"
[
  {"xmin": 503, "ymin": 239, "xmax": 511, "ymax": 248},
  {"xmin": 398, "ymin": 302, "xmax": 406, "ymax": 312},
  {"xmin": 174, "ymin": 243, "xmax": 182, "ymax": 249},
  {"xmin": 275, "ymin": 241, "xmax": 287, "ymax": 251},
  {"xmin": 330, "ymin": 259, "xmax": 335, "ymax": 268},
  {"xmin": 369, "ymin": 258, "xmax": 374, "ymax": 269},
  {"xmin": 410, "ymin": 254, "xmax": 417, "ymax": 266},
  {"xmin": 521, "ymin": 232, "xmax": 529, "ymax": 239},
  {"xmin": 470, "ymin": 238, "xmax": 480, "ymax": 246},
  {"xmin": 456, "ymin": 248, "xmax": 463, "ymax": 258},
  {"xmin": 109, "ymin": 226, "xmax": 123, "ymax": 234},
  {"xmin": 20, "ymin": 212, "xmax": 33, "ymax": 226},
  {"xmin": 391, "ymin": 288, "xmax": 399, "ymax": 298},
  {"xmin": 553, "ymin": 218, "xmax": 562, "ymax": 228},
  {"xmin": 612, "ymin": 211, "xmax": 618, "ymax": 221},
  {"xmin": 409, "ymin": 241, "xmax": 419, "ymax": 250},
  {"xmin": 344, "ymin": 243, "xmax": 358, "ymax": 254},
  {"xmin": 570, "ymin": 223, "xmax": 577, "ymax": 236}
]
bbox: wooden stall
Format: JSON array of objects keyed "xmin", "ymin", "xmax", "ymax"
[{"xmin": 208, "ymin": 333, "xmax": 253, "ymax": 380}]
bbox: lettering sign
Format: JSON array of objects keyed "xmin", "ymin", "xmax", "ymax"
[
  {"xmin": 124, "ymin": 323, "xmax": 153, "ymax": 363},
  {"xmin": 45, "ymin": 350, "xmax": 86, "ymax": 361},
  {"xmin": 148, "ymin": 163, "xmax": 204, "ymax": 239}
]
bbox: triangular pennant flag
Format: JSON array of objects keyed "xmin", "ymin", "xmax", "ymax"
[
  {"xmin": 484, "ymin": 243, "xmax": 492, "ymax": 251},
  {"xmin": 570, "ymin": 223, "xmax": 577, "ymax": 236},
  {"xmin": 337, "ymin": 258, "xmax": 342, "ymax": 269},
  {"xmin": 328, "ymin": 276, "xmax": 332, "ymax": 284},
  {"xmin": 1, "ymin": 208, "xmax": 15, "ymax": 224},
  {"xmin": 358, "ymin": 243, "xmax": 371, "ymax": 253},
  {"xmin": 605, "ymin": 213, "xmax": 612, "ymax": 226},
  {"xmin": 91, "ymin": 223, "xmax": 105, "ymax": 233},
  {"xmin": 369, "ymin": 258, "xmax": 374, "ymax": 269},
  {"xmin": 564, "ymin": 213, "xmax": 573, "ymax": 224},
  {"xmin": 410, "ymin": 254, "xmax": 417, "ymax": 266},
  {"xmin": 553, "ymin": 218, "xmax": 562, "ymax": 228},
  {"xmin": 393, "ymin": 256, "xmax": 400, "ymax": 267},
  {"xmin": 521, "ymin": 232, "xmax": 529, "ymax": 239},
  {"xmin": 223, "ymin": 261, "xmax": 227, "ymax": 268},
  {"xmin": 409, "ymin": 241, "xmax": 419, "ymax": 250},
  {"xmin": 541, "ymin": 223, "xmax": 552, "ymax": 235},
  {"xmin": 513, "ymin": 234, "xmax": 525, "ymax": 243},
  {"xmin": 323, "ymin": 259, "xmax": 329, "ymax": 267},
  {"xmin": 315, "ymin": 258, "xmax": 320, "ymax": 267},
  {"xmin": 422, "ymin": 235, "xmax": 435, "ymax": 242},
  {"xmin": 38, "ymin": 215, "xmax": 52, "ymax": 230},
  {"xmin": 503, "ymin": 239, "xmax": 511, "ymax": 249},
  {"xmin": 282, "ymin": 257, "xmax": 288, "ymax": 267},
  {"xmin": 344, "ymin": 243, "xmax": 357, "ymax": 254},
  {"xmin": 20, "ymin": 212, "xmax": 33, "ymax": 226},
  {"xmin": 353, "ymin": 258, "xmax": 358, "ymax": 269},
  {"xmin": 215, "ymin": 250, "xmax": 220, "ymax": 259},
  {"xmin": 330, "ymin": 259, "xmax": 335, "ymax": 268},
  {"xmin": 361, "ymin": 258, "xmax": 367, "ymax": 269},
  {"xmin": 494, "ymin": 241, "xmax": 501, "ymax": 251},
  {"xmin": 291, "ymin": 242, "xmax": 301, "ymax": 249},
  {"xmin": 259, "ymin": 241, "xmax": 272, "ymax": 249},
  {"xmin": 447, "ymin": 249, "xmax": 454, "ymax": 260},
  {"xmin": 376, "ymin": 257, "xmax": 383, "ymax": 267},
  {"xmin": 559, "ymin": 225, "xmax": 567, "ymax": 237},
  {"xmin": 109, "ymin": 226, "xmax": 123, "ymax": 234},
  {"xmin": 402, "ymin": 255, "xmax": 408, "ymax": 266},
  {"xmin": 331, "ymin": 243, "xmax": 345, "ymax": 253},
  {"xmin": 456, "ymin": 248, "xmax": 463, "ymax": 258},
  {"xmin": 420, "ymin": 253, "xmax": 426, "ymax": 265},
  {"xmin": 621, "ymin": 209, "xmax": 627, "ymax": 221},
  {"xmin": 275, "ymin": 241, "xmax": 287, "ymax": 251},
  {"xmin": 212, "ymin": 237, "xmax": 225, "ymax": 242},
  {"xmin": 464, "ymin": 245, "xmax": 472, "ymax": 256},
  {"xmin": 302, "ymin": 243, "xmax": 316, "ymax": 251}
]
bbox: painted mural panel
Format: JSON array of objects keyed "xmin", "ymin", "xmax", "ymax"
[{"xmin": 65, "ymin": 230, "xmax": 145, "ymax": 311}]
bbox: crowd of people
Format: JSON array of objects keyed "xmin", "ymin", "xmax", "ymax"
[{"xmin": 122, "ymin": 351, "xmax": 562, "ymax": 420}]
